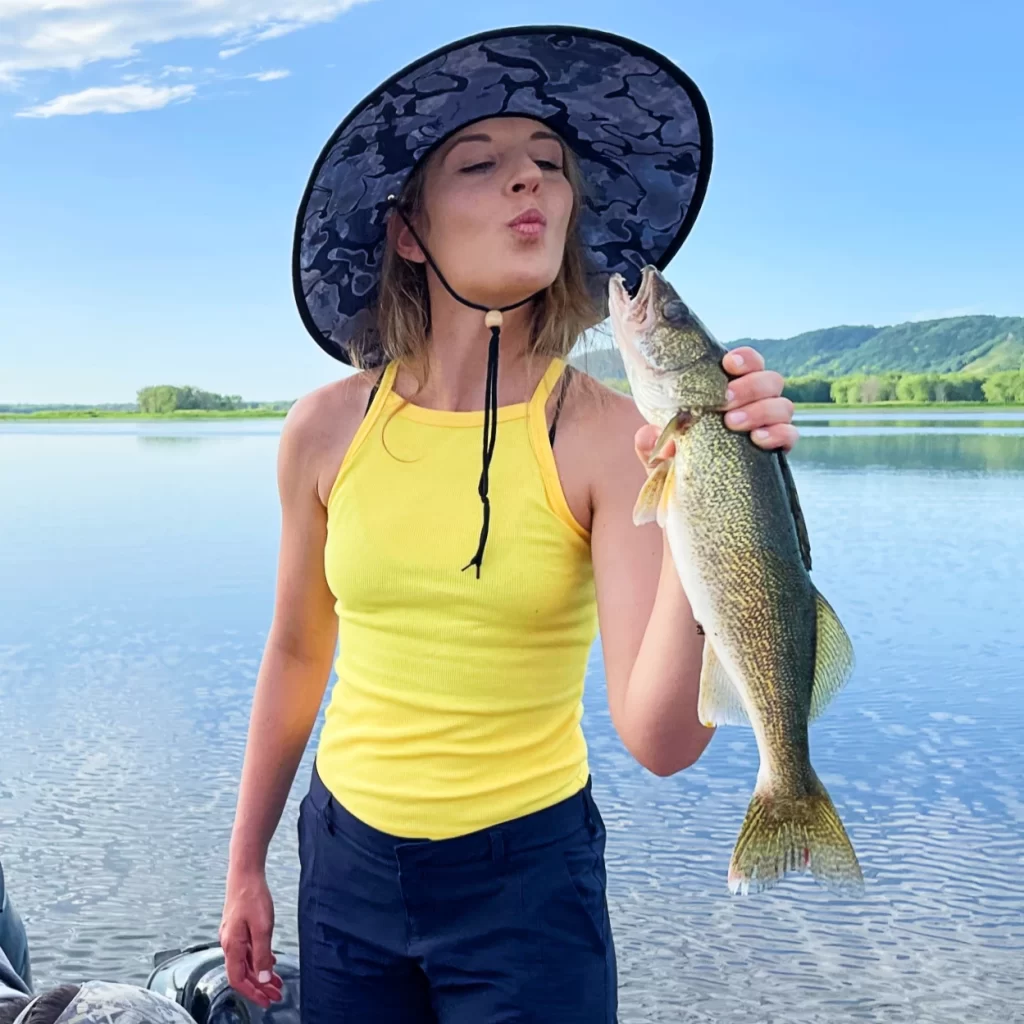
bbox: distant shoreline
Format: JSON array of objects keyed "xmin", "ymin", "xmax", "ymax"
[
  {"xmin": 2, "ymin": 401, "xmax": 1021, "ymax": 422},
  {"xmin": 0, "ymin": 408, "xmax": 289, "ymax": 421}
]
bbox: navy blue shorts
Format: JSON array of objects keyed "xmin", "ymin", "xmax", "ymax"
[{"xmin": 297, "ymin": 765, "xmax": 617, "ymax": 1023}]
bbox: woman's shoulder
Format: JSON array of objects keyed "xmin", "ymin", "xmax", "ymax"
[
  {"xmin": 562, "ymin": 365, "xmax": 645, "ymax": 437},
  {"xmin": 279, "ymin": 370, "xmax": 382, "ymax": 504},
  {"xmin": 285, "ymin": 371, "xmax": 378, "ymax": 435},
  {"xmin": 552, "ymin": 366, "xmax": 646, "ymax": 517}
]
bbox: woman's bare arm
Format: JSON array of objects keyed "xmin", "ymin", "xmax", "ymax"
[
  {"xmin": 221, "ymin": 377, "xmax": 365, "ymax": 1006},
  {"xmin": 227, "ymin": 391, "xmax": 343, "ymax": 874},
  {"xmin": 587, "ymin": 394, "xmax": 713, "ymax": 776}
]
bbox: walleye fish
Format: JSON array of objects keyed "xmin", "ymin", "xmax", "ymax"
[{"xmin": 608, "ymin": 265, "xmax": 863, "ymax": 895}]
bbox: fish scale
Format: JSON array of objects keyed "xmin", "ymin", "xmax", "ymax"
[{"xmin": 672, "ymin": 413, "xmax": 817, "ymax": 775}]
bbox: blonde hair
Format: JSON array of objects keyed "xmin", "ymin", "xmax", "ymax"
[{"xmin": 359, "ymin": 139, "xmax": 603, "ymax": 377}]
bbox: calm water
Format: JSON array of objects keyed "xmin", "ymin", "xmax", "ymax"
[{"xmin": 1, "ymin": 413, "xmax": 1022, "ymax": 1023}]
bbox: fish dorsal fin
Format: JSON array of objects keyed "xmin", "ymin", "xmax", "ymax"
[
  {"xmin": 776, "ymin": 450, "xmax": 812, "ymax": 572},
  {"xmin": 633, "ymin": 460, "xmax": 676, "ymax": 528},
  {"xmin": 697, "ymin": 642, "xmax": 750, "ymax": 728},
  {"xmin": 810, "ymin": 590, "xmax": 855, "ymax": 720}
]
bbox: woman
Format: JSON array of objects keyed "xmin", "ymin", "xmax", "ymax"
[{"xmin": 220, "ymin": 26, "xmax": 797, "ymax": 1023}]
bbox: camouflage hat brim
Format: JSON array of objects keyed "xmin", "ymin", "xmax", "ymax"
[{"xmin": 292, "ymin": 24, "xmax": 713, "ymax": 368}]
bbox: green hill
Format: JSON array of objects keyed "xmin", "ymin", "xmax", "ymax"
[
  {"xmin": 962, "ymin": 333, "xmax": 1024, "ymax": 373},
  {"xmin": 577, "ymin": 315, "xmax": 1024, "ymax": 380},
  {"xmin": 728, "ymin": 325, "xmax": 882, "ymax": 376},
  {"xmin": 745, "ymin": 316, "xmax": 1024, "ymax": 377}
]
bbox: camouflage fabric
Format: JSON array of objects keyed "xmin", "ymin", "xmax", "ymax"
[
  {"xmin": 13, "ymin": 982, "xmax": 194, "ymax": 1024},
  {"xmin": 293, "ymin": 25, "xmax": 712, "ymax": 367}
]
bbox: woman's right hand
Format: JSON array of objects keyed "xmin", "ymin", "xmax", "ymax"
[{"xmin": 219, "ymin": 868, "xmax": 284, "ymax": 1009}]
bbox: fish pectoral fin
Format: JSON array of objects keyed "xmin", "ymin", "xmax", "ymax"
[
  {"xmin": 697, "ymin": 642, "xmax": 750, "ymax": 728},
  {"xmin": 655, "ymin": 461, "xmax": 676, "ymax": 527},
  {"xmin": 633, "ymin": 459, "xmax": 672, "ymax": 526},
  {"xmin": 648, "ymin": 411, "xmax": 693, "ymax": 466},
  {"xmin": 809, "ymin": 590, "xmax": 856, "ymax": 720}
]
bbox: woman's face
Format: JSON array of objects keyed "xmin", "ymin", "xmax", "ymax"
[{"xmin": 397, "ymin": 116, "xmax": 575, "ymax": 310}]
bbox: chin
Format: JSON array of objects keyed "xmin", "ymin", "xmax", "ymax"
[
  {"xmin": 450, "ymin": 243, "xmax": 563, "ymax": 308},
  {"xmin": 495, "ymin": 255, "xmax": 561, "ymax": 300}
]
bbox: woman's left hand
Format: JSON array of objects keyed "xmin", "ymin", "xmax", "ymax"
[{"xmin": 721, "ymin": 347, "xmax": 798, "ymax": 452}]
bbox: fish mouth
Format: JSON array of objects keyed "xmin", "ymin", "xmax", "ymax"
[
  {"xmin": 609, "ymin": 265, "xmax": 662, "ymax": 368},
  {"xmin": 609, "ymin": 265, "xmax": 659, "ymax": 329},
  {"xmin": 631, "ymin": 265, "xmax": 658, "ymax": 321}
]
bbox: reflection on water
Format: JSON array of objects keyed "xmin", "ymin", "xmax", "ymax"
[
  {"xmin": 799, "ymin": 420, "xmax": 1024, "ymax": 431},
  {"xmin": 792, "ymin": 432, "xmax": 1024, "ymax": 474},
  {"xmin": 0, "ymin": 422, "xmax": 1021, "ymax": 1023},
  {"xmin": 794, "ymin": 409, "xmax": 1024, "ymax": 425}
]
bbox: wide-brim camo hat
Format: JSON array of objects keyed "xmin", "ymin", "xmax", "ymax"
[{"xmin": 292, "ymin": 23, "xmax": 713, "ymax": 369}]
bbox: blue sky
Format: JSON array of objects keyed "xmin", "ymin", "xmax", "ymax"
[{"xmin": 1, "ymin": 0, "xmax": 1021, "ymax": 403}]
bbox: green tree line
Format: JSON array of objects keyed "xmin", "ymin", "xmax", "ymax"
[
  {"xmin": 783, "ymin": 369, "xmax": 1024, "ymax": 404},
  {"xmin": 137, "ymin": 386, "xmax": 245, "ymax": 412}
]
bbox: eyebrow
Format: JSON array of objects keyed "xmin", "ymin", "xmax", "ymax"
[{"xmin": 444, "ymin": 130, "xmax": 561, "ymax": 156}]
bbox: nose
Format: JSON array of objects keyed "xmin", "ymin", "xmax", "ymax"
[{"xmin": 508, "ymin": 151, "xmax": 542, "ymax": 194}]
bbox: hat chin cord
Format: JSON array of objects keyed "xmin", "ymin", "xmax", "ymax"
[{"xmin": 387, "ymin": 196, "xmax": 540, "ymax": 578}]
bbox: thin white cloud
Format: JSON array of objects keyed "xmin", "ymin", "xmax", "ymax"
[
  {"xmin": 160, "ymin": 64, "xmax": 192, "ymax": 77},
  {"xmin": 16, "ymin": 82, "xmax": 195, "ymax": 117},
  {"xmin": 249, "ymin": 22, "xmax": 301, "ymax": 43},
  {"xmin": 0, "ymin": 1, "xmax": 372, "ymax": 83},
  {"xmin": 219, "ymin": 46, "xmax": 247, "ymax": 60},
  {"xmin": 246, "ymin": 68, "xmax": 290, "ymax": 81}
]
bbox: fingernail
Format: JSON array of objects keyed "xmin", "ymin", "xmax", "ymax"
[
  {"xmin": 731, "ymin": 354, "xmax": 744, "ymax": 369},
  {"xmin": 258, "ymin": 971, "xmax": 272, "ymax": 984},
  {"xmin": 726, "ymin": 410, "xmax": 747, "ymax": 426},
  {"xmin": 753, "ymin": 429, "xmax": 769, "ymax": 441},
  {"xmin": 725, "ymin": 388, "xmax": 735, "ymax": 403}
]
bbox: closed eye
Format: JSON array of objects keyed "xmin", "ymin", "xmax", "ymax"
[{"xmin": 460, "ymin": 158, "xmax": 563, "ymax": 174}]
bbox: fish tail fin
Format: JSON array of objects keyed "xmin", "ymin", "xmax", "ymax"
[{"xmin": 727, "ymin": 775, "xmax": 863, "ymax": 895}]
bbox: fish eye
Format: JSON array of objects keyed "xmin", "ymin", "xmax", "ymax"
[{"xmin": 662, "ymin": 299, "xmax": 687, "ymax": 322}]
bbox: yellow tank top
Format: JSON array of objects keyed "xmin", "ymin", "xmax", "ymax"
[{"xmin": 317, "ymin": 357, "xmax": 598, "ymax": 839}]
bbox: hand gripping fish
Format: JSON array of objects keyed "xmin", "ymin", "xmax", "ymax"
[{"xmin": 609, "ymin": 266, "xmax": 863, "ymax": 895}]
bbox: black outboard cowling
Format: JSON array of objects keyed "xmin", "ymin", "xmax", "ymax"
[
  {"xmin": 146, "ymin": 944, "xmax": 299, "ymax": 1024},
  {"xmin": 0, "ymin": 859, "xmax": 31, "ymax": 991}
]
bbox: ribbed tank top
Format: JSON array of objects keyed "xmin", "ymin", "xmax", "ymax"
[{"xmin": 317, "ymin": 357, "xmax": 598, "ymax": 839}]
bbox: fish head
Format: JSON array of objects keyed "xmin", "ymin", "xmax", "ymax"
[{"xmin": 608, "ymin": 265, "xmax": 730, "ymax": 425}]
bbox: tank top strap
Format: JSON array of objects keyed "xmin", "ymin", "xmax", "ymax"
[
  {"xmin": 528, "ymin": 357, "xmax": 567, "ymax": 417},
  {"xmin": 328, "ymin": 362, "xmax": 398, "ymax": 508},
  {"xmin": 526, "ymin": 357, "xmax": 589, "ymax": 542},
  {"xmin": 368, "ymin": 361, "xmax": 398, "ymax": 411}
]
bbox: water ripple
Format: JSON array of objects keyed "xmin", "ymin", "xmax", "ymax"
[{"xmin": 1, "ymin": 428, "xmax": 1022, "ymax": 1023}]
